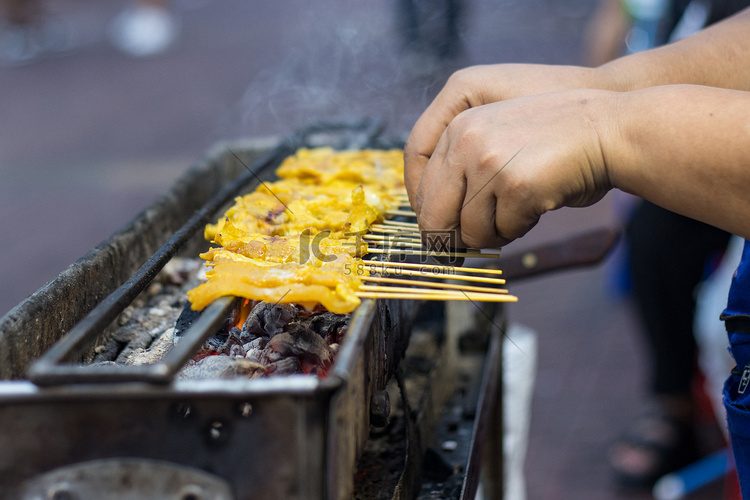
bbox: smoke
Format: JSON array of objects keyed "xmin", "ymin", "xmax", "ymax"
[{"xmin": 221, "ymin": 1, "xmax": 460, "ymax": 142}]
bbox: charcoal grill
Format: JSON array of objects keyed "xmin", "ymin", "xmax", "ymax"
[{"xmin": 0, "ymin": 120, "xmax": 618, "ymax": 500}]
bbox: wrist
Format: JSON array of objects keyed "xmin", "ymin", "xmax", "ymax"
[{"xmin": 591, "ymin": 89, "xmax": 638, "ymax": 194}]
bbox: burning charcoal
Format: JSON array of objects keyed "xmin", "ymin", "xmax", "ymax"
[
  {"xmin": 261, "ymin": 349, "xmax": 285, "ymax": 364},
  {"xmin": 229, "ymin": 344, "xmax": 245, "ymax": 358},
  {"xmin": 245, "ymin": 348, "xmax": 262, "ymax": 363},
  {"xmin": 265, "ymin": 357, "xmax": 302, "ymax": 376},
  {"xmin": 178, "ymin": 355, "xmax": 265, "ymax": 379},
  {"xmin": 203, "ymin": 330, "xmax": 228, "ymax": 353},
  {"xmin": 221, "ymin": 327, "xmax": 244, "ymax": 355},
  {"xmin": 308, "ymin": 311, "xmax": 349, "ymax": 341},
  {"xmin": 330, "ymin": 326, "xmax": 347, "ymax": 346},
  {"xmin": 268, "ymin": 325, "xmax": 332, "ymax": 366},
  {"xmin": 243, "ymin": 338, "xmax": 266, "ymax": 351},
  {"xmin": 241, "ymin": 301, "xmax": 297, "ymax": 341}
]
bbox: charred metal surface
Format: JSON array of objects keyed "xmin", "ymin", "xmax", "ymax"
[
  {"xmin": 0, "ymin": 380, "xmax": 325, "ymax": 499},
  {"xmin": 353, "ymin": 301, "xmax": 507, "ymax": 500}
]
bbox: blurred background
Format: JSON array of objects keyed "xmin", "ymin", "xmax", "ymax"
[{"xmin": 0, "ymin": 0, "xmax": 731, "ymax": 498}]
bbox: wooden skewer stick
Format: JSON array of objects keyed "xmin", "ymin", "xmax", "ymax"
[
  {"xmin": 367, "ymin": 241, "xmax": 482, "ymax": 254},
  {"xmin": 367, "ymin": 240, "xmax": 423, "ymax": 249},
  {"xmin": 365, "ymin": 234, "xmax": 481, "ymax": 253},
  {"xmin": 364, "ymin": 259, "xmax": 504, "ymax": 276},
  {"xmin": 367, "ymin": 240, "xmax": 424, "ymax": 249},
  {"xmin": 386, "ymin": 209, "xmax": 417, "ymax": 217},
  {"xmin": 361, "ymin": 266, "xmax": 507, "ymax": 284},
  {"xmin": 360, "ymin": 285, "xmax": 476, "ymax": 295},
  {"xmin": 367, "ymin": 248, "xmax": 499, "ymax": 259},
  {"xmin": 359, "ymin": 286, "xmax": 511, "ymax": 300},
  {"xmin": 362, "ymin": 276, "xmax": 509, "ymax": 294},
  {"xmin": 356, "ymin": 292, "xmax": 518, "ymax": 302},
  {"xmin": 363, "ymin": 234, "xmax": 423, "ymax": 244},
  {"xmin": 370, "ymin": 226, "xmax": 421, "ymax": 236},
  {"xmin": 382, "ymin": 220, "xmax": 420, "ymax": 228}
]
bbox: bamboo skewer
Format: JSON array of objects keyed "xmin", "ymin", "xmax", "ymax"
[
  {"xmin": 366, "ymin": 248, "xmax": 499, "ymax": 259},
  {"xmin": 382, "ymin": 220, "xmax": 420, "ymax": 228},
  {"xmin": 366, "ymin": 237, "xmax": 481, "ymax": 254},
  {"xmin": 367, "ymin": 240, "xmax": 424, "ymax": 249},
  {"xmin": 367, "ymin": 242, "xmax": 482, "ymax": 254},
  {"xmin": 361, "ymin": 265, "xmax": 507, "ymax": 285},
  {"xmin": 358, "ymin": 285, "xmax": 513, "ymax": 300},
  {"xmin": 360, "ymin": 285, "xmax": 480, "ymax": 295},
  {"xmin": 362, "ymin": 276, "xmax": 509, "ymax": 294},
  {"xmin": 370, "ymin": 225, "xmax": 421, "ymax": 236},
  {"xmin": 365, "ymin": 233, "xmax": 482, "ymax": 252},
  {"xmin": 356, "ymin": 291, "xmax": 518, "ymax": 302},
  {"xmin": 364, "ymin": 259, "xmax": 504, "ymax": 276},
  {"xmin": 386, "ymin": 209, "xmax": 418, "ymax": 217},
  {"xmin": 363, "ymin": 234, "xmax": 423, "ymax": 244}
]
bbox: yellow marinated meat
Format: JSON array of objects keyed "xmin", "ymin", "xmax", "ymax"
[
  {"xmin": 205, "ymin": 184, "xmax": 390, "ymax": 240},
  {"xmin": 189, "ymin": 147, "xmax": 404, "ymax": 314},
  {"xmin": 202, "ymin": 246, "xmax": 364, "ymax": 270},
  {"xmin": 189, "ymin": 282, "xmax": 360, "ymax": 315},
  {"xmin": 188, "ymin": 259, "xmax": 364, "ymax": 313},
  {"xmin": 204, "ymin": 220, "xmax": 367, "ymax": 264},
  {"xmin": 276, "ymin": 147, "xmax": 404, "ymax": 191}
]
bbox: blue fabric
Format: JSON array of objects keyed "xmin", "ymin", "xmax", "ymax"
[
  {"xmin": 723, "ymin": 240, "xmax": 750, "ymax": 497},
  {"xmin": 725, "ymin": 241, "xmax": 750, "ymax": 317}
]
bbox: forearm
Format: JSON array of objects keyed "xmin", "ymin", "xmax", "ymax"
[
  {"xmin": 609, "ymin": 85, "xmax": 750, "ymax": 237},
  {"xmin": 596, "ymin": 8, "xmax": 750, "ymax": 91}
]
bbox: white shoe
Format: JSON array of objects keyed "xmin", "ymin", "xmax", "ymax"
[{"xmin": 108, "ymin": 5, "xmax": 178, "ymax": 58}]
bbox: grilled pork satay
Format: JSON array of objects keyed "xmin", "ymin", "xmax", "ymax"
[
  {"xmin": 205, "ymin": 184, "xmax": 391, "ymax": 240},
  {"xmin": 204, "ymin": 220, "xmax": 368, "ymax": 263},
  {"xmin": 188, "ymin": 256, "xmax": 365, "ymax": 314},
  {"xmin": 276, "ymin": 147, "xmax": 404, "ymax": 190},
  {"xmin": 189, "ymin": 147, "xmax": 406, "ymax": 314}
]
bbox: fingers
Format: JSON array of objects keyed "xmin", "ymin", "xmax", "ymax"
[
  {"xmin": 409, "ymin": 88, "xmax": 615, "ymax": 251},
  {"xmin": 413, "ymin": 121, "xmax": 450, "ymax": 215},
  {"xmin": 416, "ymin": 143, "xmax": 467, "ymax": 248},
  {"xmin": 417, "ymin": 149, "xmax": 531, "ymax": 250},
  {"xmin": 404, "ymin": 73, "xmax": 478, "ymax": 207}
]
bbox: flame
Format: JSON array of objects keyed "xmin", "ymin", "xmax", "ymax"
[{"xmin": 235, "ymin": 298, "xmax": 254, "ymax": 329}]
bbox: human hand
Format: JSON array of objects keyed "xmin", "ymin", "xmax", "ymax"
[
  {"xmin": 410, "ymin": 89, "xmax": 619, "ymax": 249},
  {"xmin": 404, "ymin": 64, "xmax": 603, "ymax": 204}
]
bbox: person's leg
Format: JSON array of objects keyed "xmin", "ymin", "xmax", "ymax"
[{"xmin": 611, "ymin": 201, "xmax": 731, "ymax": 486}]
